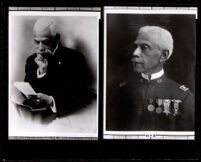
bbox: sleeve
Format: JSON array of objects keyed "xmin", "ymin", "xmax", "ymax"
[
  {"xmin": 24, "ymin": 55, "xmax": 49, "ymax": 93},
  {"xmin": 49, "ymin": 96, "xmax": 57, "ymax": 113},
  {"xmin": 106, "ymin": 83, "xmax": 127, "ymax": 131},
  {"xmin": 24, "ymin": 55, "xmax": 37, "ymax": 82},
  {"xmin": 175, "ymin": 91, "xmax": 194, "ymax": 131},
  {"xmin": 36, "ymin": 68, "xmax": 47, "ymax": 78}
]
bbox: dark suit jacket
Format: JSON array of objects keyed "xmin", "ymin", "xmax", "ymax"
[
  {"xmin": 24, "ymin": 45, "xmax": 94, "ymax": 115},
  {"xmin": 106, "ymin": 74, "xmax": 194, "ymax": 131}
]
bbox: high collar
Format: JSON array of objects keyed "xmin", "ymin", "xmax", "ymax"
[{"xmin": 141, "ymin": 69, "xmax": 164, "ymax": 81}]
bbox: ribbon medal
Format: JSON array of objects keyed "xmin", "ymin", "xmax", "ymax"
[
  {"xmin": 172, "ymin": 99, "xmax": 182, "ymax": 116},
  {"xmin": 147, "ymin": 98, "xmax": 155, "ymax": 112},
  {"xmin": 156, "ymin": 99, "xmax": 163, "ymax": 114},
  {"xmin": 163, "ymin": 99, "xmax": 171, "ymax": 116}
]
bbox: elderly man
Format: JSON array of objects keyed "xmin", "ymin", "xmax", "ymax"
[
  {"xmin": 107, "ymin": 26, "xmax": 194, "ymax": 131},
  {"xmin": 24, "ymin": 18, "xmax": 94, "ymax": 115}
]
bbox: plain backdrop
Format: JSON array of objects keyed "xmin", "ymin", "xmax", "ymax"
[
  {"xmin": 8, "ymin": 13, "xmax": 99, "ymax": 138},
  {"xmin": 9, "ymin": 14, "xmax": 99, "ymax": 95},
  {"xmin": 105, "ymin": 14, "xmax": 196, "ymax": 130},
  {"xmin": 106, "ymin": 14, "xmax": 196, "ymax": 98}
]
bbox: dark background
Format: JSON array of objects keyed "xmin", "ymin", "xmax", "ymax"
[
  {"xmin": 0, "ymin": 0, "xmax": 200, "ymax": 161},
  {"xmin": 106, "ymin": 15, "xmax": 197, "ymax": 132},
  {"xmin": 106, "ymin": 14, "xmax": 196, "ymax": 96}
]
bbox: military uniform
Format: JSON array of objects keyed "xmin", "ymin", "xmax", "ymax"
[{"xmin": 106, "ymin": 72, "xmax": 194, "ymax": 131}]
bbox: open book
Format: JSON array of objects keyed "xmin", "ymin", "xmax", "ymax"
[
  {"xmin": 14, "ymin": 82, "xmax": 36, "ymax": 96},
  {"xmin": 11, "ymin": 82, "xmax": 46, "ymax": 111}
]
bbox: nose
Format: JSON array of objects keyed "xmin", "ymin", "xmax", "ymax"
[
  {"xmin": 132, "ymin": 47, "xmax": 141, "ymax": 57},
  {"xmin": 38, "ymin": 42, "xmax": 45, "ymax": 51}
]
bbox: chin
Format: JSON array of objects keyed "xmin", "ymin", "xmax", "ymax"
[
  {"xmin": 133, "ymin": 69, "xmax": 144, "ymax": 73},
  {"xmin": 132, "ymin": 65, "xmax": 144, "ymax": 73}
]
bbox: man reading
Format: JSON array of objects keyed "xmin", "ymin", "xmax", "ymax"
[{"xmin": 24, "ymin": 18, "xmax": 94, "ymax": 115}]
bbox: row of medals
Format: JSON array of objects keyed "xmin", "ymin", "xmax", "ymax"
[{"xmin": 147, "ymin": 99, "xmax": 182, "ymax": 116}]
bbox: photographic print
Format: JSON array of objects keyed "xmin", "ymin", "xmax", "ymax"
[
  {"xmin": 9, "ymin": 10, "xmax": 100, "ymax": 139},
  {"xmin": 104, "ymin": 7, "xmax": 197, "ymax": 140}
]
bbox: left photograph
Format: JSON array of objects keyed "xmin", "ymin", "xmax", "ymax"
[{"xmin": 9, "ymin": 10, "xmax": 100, "ymax": 139}]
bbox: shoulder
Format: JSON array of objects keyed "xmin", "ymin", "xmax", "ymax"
[
  {"xmin": 114, "ymin": 78, "xmax": 136, "ymax": 95},
  {"xmin": 114, "ymin": 73, "xmax": 141, "ymax": 93},
  {"xmin": 165, "ymin": 77, "xmax": 193, "ymax": 99},
  {"xmin": 26, "ymin": 53, "xmax": 37, "ymax": 63},
  {"xmin": 118, "ymin": 80, "xmax": 128, "ymax": 88},
  {"xmin": 165, "ymin": 77, "xmax": 191, "ymax": 92},
  {"xmin": 60, "ymin": 45, "xmax": 84, "ymax": 58}
]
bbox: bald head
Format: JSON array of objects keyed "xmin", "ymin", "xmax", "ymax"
[
  {"xmin": 33, "ymin": 17, "xmax": 58, "ymax": 38},
  {"xmin": 138, "ymin": 26, "xmax": 174, "ymax": 59},
  {"xmin": 33, "ymin": 18, "xmax": 59, "ymax": 56},
  {"xmin": 131, "ymin": 26, "xmax": 174, "ymax": 74}
]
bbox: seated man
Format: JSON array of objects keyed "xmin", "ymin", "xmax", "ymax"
[
  {"xmin": 107, "ymin": 26, "xmax": 194, "ymax": 131},
  {"xmin": 24, "ymin": 18, "xmax": 95, "ymax": 115}
]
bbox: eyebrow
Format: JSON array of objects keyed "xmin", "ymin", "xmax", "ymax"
[
  {"xmin": 134, "ymin": 41, "xmax": 151, "ymax": 47},
  {"xmin": 134, "ymin": 40, "xmax": 151, "ymax": 44},
  {"xmin": 34, "ymin": 37, "xmax": 51, "ymax": 41}
]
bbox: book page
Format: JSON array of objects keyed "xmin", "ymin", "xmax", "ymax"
[{"xmin": 14, "ymin": 82, "xmax": 36, "ymax": 96}]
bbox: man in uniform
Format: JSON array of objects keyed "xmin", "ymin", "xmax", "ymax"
[
  {"xmin": 107, "ymin": 26, "xmax": 194, "ymax": 131},
  {"xmin": 24, "ymin": 18, "xmax": 94, "ymax": 116}
]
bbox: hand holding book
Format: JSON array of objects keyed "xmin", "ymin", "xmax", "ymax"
[
  {"xmin": 27, "ymin": 93, "xmax": 54, "ymax": 108},
  {"xmin": 13, "ymin": 82, "xmax": 53, "ymax": 111}
]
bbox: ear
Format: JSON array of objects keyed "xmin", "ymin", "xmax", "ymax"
[
  {"xmin": 160, "ymin": 50, "xmax": 169, "ymax": 62},
  {"xmin": 54, "ymin": 33, "xmax": 60, "ymax": 43}
]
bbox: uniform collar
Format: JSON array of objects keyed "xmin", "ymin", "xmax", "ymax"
[{"xmin": 141, "ymin": 69, "xmax": 164, "ymax": 81}]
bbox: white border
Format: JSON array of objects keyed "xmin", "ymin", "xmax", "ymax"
[
  {"xmin": 103, "ymin": 7, "xmax": 197, "ymax": 140},
  {"xmin": 8, "ymin": 10, "xmax": 100, "ymax": 139},
  {"xmin": 9, "ymin": 11, "xmax": 100, "ymax": 17},
  {"xmin": 104, "ymin": 7, "xmax": 198, "ymax": 19},
  {"xmin": 104, "ymin": 131, "xmax": 194, "ymax": 136}
]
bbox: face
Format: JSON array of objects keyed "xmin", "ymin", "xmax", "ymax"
[
  {"xmin": 131, "ymin": 31, "xmax": 163, "ymax": 74},
  {"xmin": 34, "ymin": 28, "xmax": 57, "ymax": 58}
]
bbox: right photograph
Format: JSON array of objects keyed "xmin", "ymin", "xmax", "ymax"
[{"xmin": 104, "ymin": 7, "xmax": 197, "ymax": 139}]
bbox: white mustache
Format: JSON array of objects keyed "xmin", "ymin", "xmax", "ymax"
[
  {"xmin": 131, "ymin": 57, "xmax": 142, "ymax": 63},
  {"xmin": 36, "ymin": 49, "xmax": 52, "ymax": 55}
]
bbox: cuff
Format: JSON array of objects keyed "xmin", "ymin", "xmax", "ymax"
[
  {"xmin": 37, "ymin": 68, "xmax": 46, "ymax": 78},
  {"xmin": 49, "ymin": 96, "xmax": 57, "ymax": 113}
]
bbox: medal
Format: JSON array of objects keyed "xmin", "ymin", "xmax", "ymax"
[
  {"xmin": 172, "ymin": 99, "xmax": 182, "ymax": 116},
  {"xmin": 163, "ymin": 99, "xmax": 171, "ymax": 116},
  {"xmin": 148, "ymin": 104, "xmax": 155, "ymax": 111},
  {"xmin": 147, "ymin": 98, "xmax": 155, "ymax": 112},
  {"xmin": 156, "ymin": 99, "xmax": 163, "ymax": 114},
  {"xmin": 156, "ymin": 107, "xmax": 163, "ymax": 114}
]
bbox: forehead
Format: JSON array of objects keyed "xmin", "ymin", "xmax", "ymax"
[
  {"xmin": 34, "ymin": 27, "xmax": 53, "ymax": 38},
  {"xmin": 34, "ymin": 36, "xmax": 51, "ymax": 42},
  {"xmin": 135, "ymin": 31, "xmax": 159, "ymax": 46}
]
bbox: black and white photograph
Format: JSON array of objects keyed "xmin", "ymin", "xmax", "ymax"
[
  {"xmin": 9, "ymin": 10, "xmax": 100, "ymax": 139},
  {"xmin": 104, "ymin": 7, "xmax": 197, "ymax": 139}
]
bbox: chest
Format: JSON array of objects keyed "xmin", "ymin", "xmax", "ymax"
[
  {"xmin": 45, "ymin": 57, "xmax": 75, "ymax": 81},
  {"xmin": 121, "ymin": 82, "xmax": 183, "ymax": 118}
]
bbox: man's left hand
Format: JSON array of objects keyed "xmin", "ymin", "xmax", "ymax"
[{"xmin": 27, "ymin": 93, "xmax": 53, "ymax": 107}]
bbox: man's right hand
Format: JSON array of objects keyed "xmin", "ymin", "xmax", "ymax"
[{"xmin": 34, "ymin": 54, "xmax": 48, "ymax": 75}]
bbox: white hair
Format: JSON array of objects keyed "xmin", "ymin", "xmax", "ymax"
[
  {"xmin": 33, "ymin": 17, "xmax": 58, "ymax": 37},
  {"xmin": 139, "ymin": 26, "xmax": 174, "ymax": 59}
]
